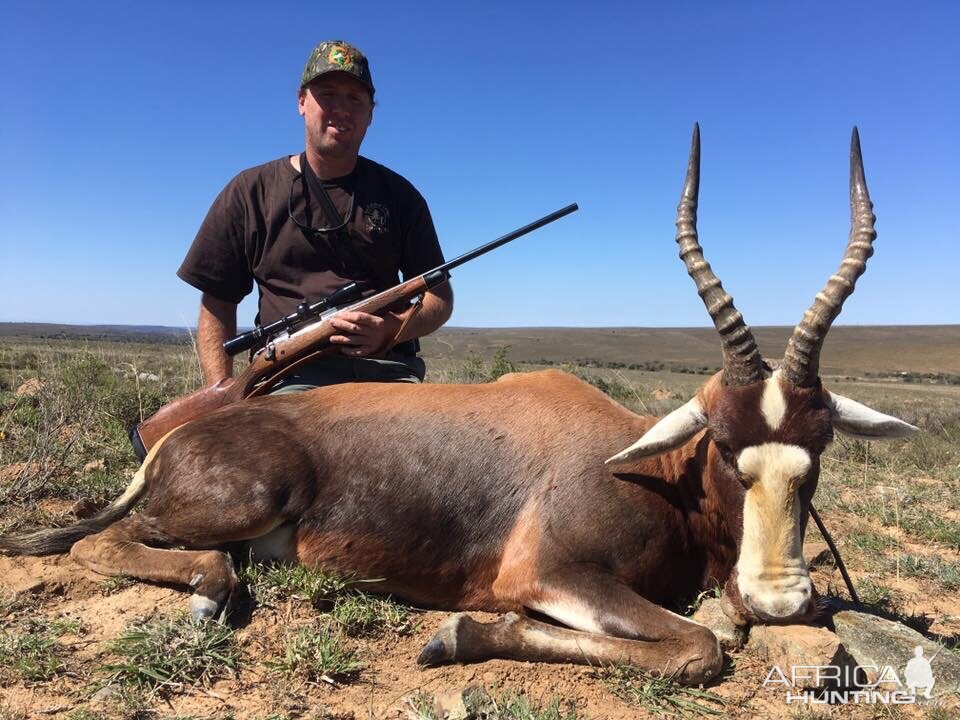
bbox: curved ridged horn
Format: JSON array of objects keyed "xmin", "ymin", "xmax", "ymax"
[
  {"xmin": 781, "ymin": 128, "xmax": 877, "ymax": 387},
  {"xmin": 676, "ymin": 124, "xmax": 764, "ymax": 386}
]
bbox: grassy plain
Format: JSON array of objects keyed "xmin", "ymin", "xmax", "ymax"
[{"xmin": 0, "ymin": 324, "xmax": 958, "ymax": 719}]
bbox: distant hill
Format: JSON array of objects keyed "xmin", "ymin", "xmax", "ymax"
[
  {"xmin": 2, "ymin": 322, "xmax": 958, "ymax": 376},
  {"xmin": 0, "ymin": 322, "xmax": 194, "ymax": 344},
  {"xmin": 422, "ymin": 325, "xmax": 960, "ymax": 377}
]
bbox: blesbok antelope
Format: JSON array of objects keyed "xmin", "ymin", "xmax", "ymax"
[{"xmin": 0, "ymin": 126, "xmax": 917, "ymax": 685}]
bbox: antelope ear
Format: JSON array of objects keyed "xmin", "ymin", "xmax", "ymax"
[
  {"xmin": 606, "ymin": 398, "xmax": 708, "ymax": 465},
  {"xmin": 830, "ymin": 393, "xmax": 919, "ymax": 440}
]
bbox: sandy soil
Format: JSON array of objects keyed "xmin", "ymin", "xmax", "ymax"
[{"xmin": 1, "ymin": 546, "xmax": 957, "ymax": 720}]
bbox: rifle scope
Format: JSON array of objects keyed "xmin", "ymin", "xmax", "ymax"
[{"xmin": 222, "ymin": 281, "xmax": 363, "ymax": 356}]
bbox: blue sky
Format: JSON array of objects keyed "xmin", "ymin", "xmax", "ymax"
[{"xmin": 2, "ymin": 1, "xmax": 957, "ymax": 328}]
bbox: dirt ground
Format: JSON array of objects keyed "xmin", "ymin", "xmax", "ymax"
[
  {"xmin": 1, "ymin": 337, "xmax": 958, "ymax": 719},
  {"xmin": 1, "ymin": 534, "xmax": 957, "ymax": 720}
]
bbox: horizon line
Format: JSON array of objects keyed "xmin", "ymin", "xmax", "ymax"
[{"xmin": 2, "ymin": 320, "xmax": 958, "ymax": 332}]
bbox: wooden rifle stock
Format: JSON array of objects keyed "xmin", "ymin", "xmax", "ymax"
[
  {"xmin": 130, "ymin": 276, "xmax": 432, "ymax": 459},
  {"xmin": 129, "ymin": 202, "xmax": 578, "ymax": 460}
]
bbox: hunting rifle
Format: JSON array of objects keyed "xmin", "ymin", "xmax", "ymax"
[{"xmin": 129, "ymin": 203, "xmax": 578, "ymax": 460}]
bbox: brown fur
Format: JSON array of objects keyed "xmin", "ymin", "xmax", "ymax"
[{"xmin": 0, "ymin": 368, "xmax": 839, "ymax": 684}]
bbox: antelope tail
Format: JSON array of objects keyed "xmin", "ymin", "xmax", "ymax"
[{"xmin": 0, "ymin": 457, "xmax": 151, "ymax": 557}]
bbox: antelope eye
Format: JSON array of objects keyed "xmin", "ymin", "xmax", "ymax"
[{"xmin": 715, "ymin": 442, "xmax": 736, "ymax": 463}]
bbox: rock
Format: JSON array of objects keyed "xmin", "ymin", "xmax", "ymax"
[
  {"xmin": 82, "ymin": 459, "xmax": 107, "ymax": 474},
  {"xmin": 137, "ymin": 372, "xmax": 160, "ymax": 382},
  {"xmin": 90, "ymin": 684, "xmax": 121, "ymax": 703},
  {"xmin": 747, "ymin": 624, "xmax": 851, "ymax": 689},
  {"xmin": 14, "ymin": 378, "xmax": 43, "ymax": 398},
  {"xmin": 833, "ymin": 610, "xmax": 960, "ymax": 697},
  {"xmin": 432, "ymin": 689, "xmax": 470, "ymax": 720},
  {"xmin": 691, "ymin": 598, "xmax": 747, "ymax": 650}
]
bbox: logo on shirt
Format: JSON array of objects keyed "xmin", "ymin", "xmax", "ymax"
[{"xmin": 363, "ymin": 203, "xmax": 390, "ymax": 234}]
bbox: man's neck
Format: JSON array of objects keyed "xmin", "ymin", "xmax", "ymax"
[{"xmin": 302, "ymin": 148, "xmax": 358, "ymax": 180}]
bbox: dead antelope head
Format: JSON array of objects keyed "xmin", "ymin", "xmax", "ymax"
[{"xmin": 607, "ymin": 125, "xmax": 917, "ymax": 625}]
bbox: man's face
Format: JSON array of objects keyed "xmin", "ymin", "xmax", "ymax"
[{"xmin": 298, "ymin": 73, "xmax": 373, "ymax": 162}]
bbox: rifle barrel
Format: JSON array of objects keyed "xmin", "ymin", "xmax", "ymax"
[
  {"xmin": 223, "ymin": 203, "xmax": 578, "ymax": 356},
  {"xmin": 438, "ymin": 203, "xmax": 578, "ymax": 275}
]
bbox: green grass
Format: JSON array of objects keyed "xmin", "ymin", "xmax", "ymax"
[
  {"xmin": 927, "ymin": 706, "xmax": 960, "ymax": 720},
  {"xmin": 596, "ymin": 663, "xmax": 725, "ymax": 718},
  {"xmin": 679, "ymin": 585, "xmax": 723, "ymax": 617},
  {"xmin": 835, "ymin": 483, "xmax": 960, "ymax": 551},
  {"xmin": 844, "ymin": 527, "xmax": 901, "ymax": 556},
  {"xmin": 408, "ymin": 687, "xmax": 581, "ymax": 720},
  {"xmin": 3, "ymin": 334, "xmax": 960, "ymax": 717},
  {"xmin": 788, "ymin": 709, "xmax": 831, "ymax": 720},
  {"xmin": 0, "ymin": 505, "xmax": 61, "ymax": 535},
  {"xmin": 465, "ymin": 689, "xmax": 581, "ymax": 720},
  {"xmin": 329, "ymin": 592, "xmax": 416, "ymax": 637},
  {"xmin": 101, "ymin": 613, "xmax": 239, "ymax": 693},
  {"xmin": 0, "ymin": 710, "xmax": 29, "ymax": 720},
  {"xmin": 64, "ymin": 711, "xmax": 107, "ymax": 720},
  {"xmin": 98, "ymin": 575, "xmax": 137, "ymax": 594},
  {"xmin": 0, "ymin": 351, "xmax": 171, "ymax": 506},
  {"xmin": 891, "ymin": 554, "xmax": 960, "ymax": 591},
  {"xmin": 439, "ymin": 346, "xmax": 518, "ymax": 384},
  {"xmin": 0, "ymin": 615, "xmax": 84, "ymax": 683},
  {"xmin": 406, "ymin": 692, "xmax": 442, "ymax": 720},
  {"xmin": 856, "ymin": 577, "xmax": 898, "ymax": 610},
  {"xmin": 900, "ymin": 513, "xmax": 960, "ymax": 550},
  {"xmin": 240, "ymin": 561, "xmax": 350, "ymax": 607},
  {"xmin": 241, "ymin": 561, "xmax": 414, "ymax": 637},
  {"xmin": 266, "ymin": 624, "xmax": 361, "ymax": 684},
  {"xmin": 571, "ymin": 370, "xmax": 639, "ymax": 406},
  {"xmin": 0, "ymin": 593, "xmax": 27, "ymax": 618},
  {"xmin": 840, "ymin": 526, "xmax": 906, "ymax": 576},
  {"xmin": 899, "ymin": 416, "xmax": 960, "ymax": 474},
  {"xmin": 436, "ymin": 347, "xmax": 659, "ymax": 413}
]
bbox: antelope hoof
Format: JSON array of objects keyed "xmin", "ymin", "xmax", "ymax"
[
  {"xmin": 417, "ymin": 612, "xmax": 470, "ymax": 666},
  {"xmin": 720, "ymin": 591, "xmax": 749, "ymax": 627},
  {"xmin": 189, "ymin": 593, "xmax": 220, "ymax": 622},
  {"xmin": 676, "ymin": 629, "xmax": 724, "ymax": 685}
]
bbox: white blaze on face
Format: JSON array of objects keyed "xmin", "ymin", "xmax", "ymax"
[
  {"xmin": 735, "ymin": 443, "xmax": 813, "ymax": 620},
  {"xmin": 761, "ymin": 369, "xmax": 788, "ymax": 431}
]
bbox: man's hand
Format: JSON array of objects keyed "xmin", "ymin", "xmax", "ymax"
[
  {"xmin": 325, "ymin": 284, "xmax": 453, "ymax": 358},
  {"xmin": 328, "ymin": 311, "xmax": 402, "ymax": 357}
]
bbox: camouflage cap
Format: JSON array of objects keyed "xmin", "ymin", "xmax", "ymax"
[{"xmin": 300, "ymin": 40, "xmax": 375, "ymax": 97}]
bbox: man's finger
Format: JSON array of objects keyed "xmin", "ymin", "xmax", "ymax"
[
  {"xmin": 330, "ymin": 318, "xmax": 363, "ymax": 334},
  {"xmin": 329, "ymin": 334, "xmax": 359, "ymax": 345},
  {"xmin": 337, "ymin": 311, "xmax": 383, "ymax": 327}
]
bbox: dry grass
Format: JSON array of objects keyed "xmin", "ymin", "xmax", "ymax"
[{"xmin": 0, "ymin": 329, "xmax": 958, "ymax": 719}]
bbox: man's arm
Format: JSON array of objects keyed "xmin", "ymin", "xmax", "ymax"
[
  {"xmin": 197, "ymin": 292, "xmax": 238, "ymax": 383},
  {"xmin": 328, "ymin": 283, "xmax": 453, "ymax": 357}
]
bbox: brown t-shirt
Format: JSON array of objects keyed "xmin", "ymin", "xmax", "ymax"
[{"xmin": 178, "ymin": 155, "xmax": 444, "ymax": 326}]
